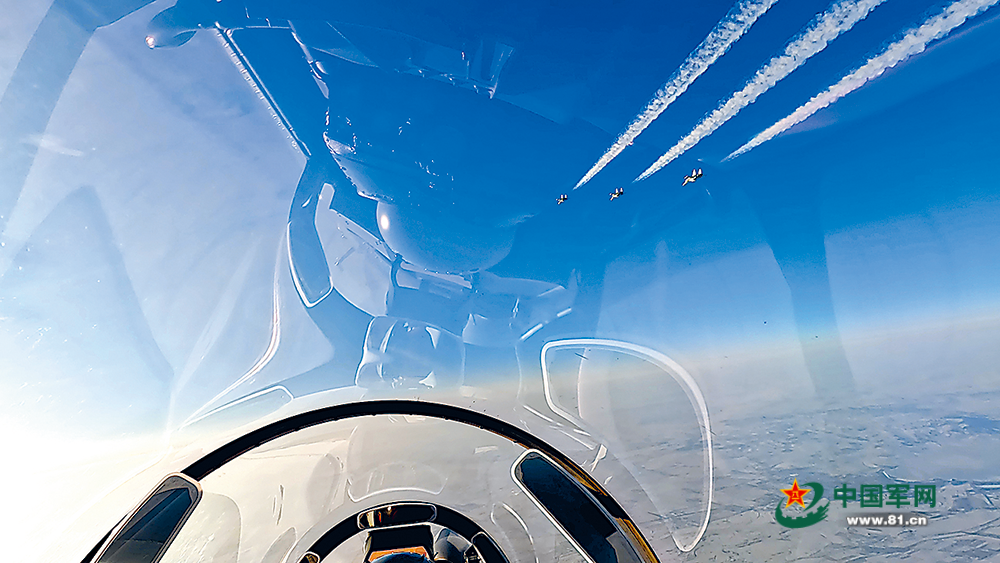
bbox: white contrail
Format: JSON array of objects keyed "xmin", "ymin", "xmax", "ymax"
[
  {"xmin": 572, "ymin": 0, "xmax": 779, "ymax": 190},
  {"xmin": 727, "ymin": 0, "xmax": 999, "ymax": 160},
  {"xmin": 635, "ymin": 0, "xmax": 887, "ymax": 183}
]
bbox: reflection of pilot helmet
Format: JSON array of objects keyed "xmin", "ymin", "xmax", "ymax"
[
  {"xmin": 144, "ymin": 1, "xmax": 659, "ymax": 400},
  {"xmin": 295, "ymin": 5, "xmax": 654, "ymax": 276}
]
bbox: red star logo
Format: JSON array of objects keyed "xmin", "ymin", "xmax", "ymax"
[{"xmin": 781, "ymin": 479, "xmax": 811, "ymax": 508}]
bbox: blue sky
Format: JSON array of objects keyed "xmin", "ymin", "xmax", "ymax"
[
  {"xmin": 3, "ymin": 1, "xmax": 1000, "ymax": 560},
  {"xmin": 1, "ymin": 0, "xmax": 998, "ymax": 433}
]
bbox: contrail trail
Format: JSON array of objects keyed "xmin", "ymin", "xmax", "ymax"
[
  {"xmin": 727, "ymin": 0, "xmax": 999, "ymax": 160},
  {"xmin": 635, "ymin": 0, "xmax": 887, "ymax": 183},
  {"xmin": 572, "ymin": 0, "xmax": 779, "ymax": 190}
]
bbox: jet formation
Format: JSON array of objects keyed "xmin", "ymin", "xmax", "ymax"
[
  {"xmin": 682, "ymin": 168, "xmax": 703, "ymax": 186},
  {"xmin": 560, "ymin": 170, "xmax": 701, "ymax": 206}
]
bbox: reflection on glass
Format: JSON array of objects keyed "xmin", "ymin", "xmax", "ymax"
[
  {"xmin": 541, "ymin": 340, "xmax": 712, "ymax": 552},
  {"xmin": 159, "ymin": 493, "xmax": 241, "ymax": 563},
  {"xmin": 359, "ymin": 503, "xmax": 438, "ymax": 530},
  {"xmin": 513, "ymin": 450, "xmax": 641, "ymax": 563},
  {"xmin": 179, "ymin": 386, "xmax": 293, "ymax": 437},
  {"xmin": 96, "ymin": 475, "xmax": 201, "ymax": 563}
]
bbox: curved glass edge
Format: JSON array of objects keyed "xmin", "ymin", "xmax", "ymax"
[
  {"xmin": 91, "ymin": 473, "xmax": 203, "ymax": 563},
  {"xmin": 81, "ymin": 390, "xmax": 687, "ymax": 563},
  {"xmin": 178, "ymin": 385, "xmax": 293, "ymax": 435},
  {"xmin": 167, "ymin": 386, "xmax": 366, "ymax": 452},
  {"xmin": 167, "ymin": 398, "xmax": 662, "ymax": 563},
  {"xmin": 297, "ymin": 500, "xmax": 512, "ymax": 563},
  {"xmin": 358, "ymin": 502, "xmax": 439, "ymax": 530},
  {"xmin": 472, "ymin": 531, "xmax": 512, "ymax": 563},
  {"xmin": 512, "ymin": 449, "xmax": 657, "ymax": 563},
  {"xmin": 539, "ymin": 339, "xmax": 714, "ymax": 553}
]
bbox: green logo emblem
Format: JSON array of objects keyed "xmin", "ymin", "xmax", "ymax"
[{"xmin": 775, "ymin": 480, "xmax": 829, "ymax": 528}]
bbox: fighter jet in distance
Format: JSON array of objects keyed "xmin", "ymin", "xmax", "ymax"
[
  {"xmin": 682, "ymin": 169, "xmax": 703, "ymax": 186},
  {"xmin": 557, "ymin": 194, "xmax": 568, "ymax": 204},
  {"xmin": 610, "ymin": 187, "xmax": 624, "ymax": 200}
]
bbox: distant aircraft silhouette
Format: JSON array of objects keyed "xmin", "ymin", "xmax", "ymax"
[
  {"xmin": 556, "ymin": 194, "xmax": 568, "ymax": 204},
  {"xmin": 610, "ymin": 187, "xmax": 624, "ymax": 201},
  {"xmin": 682, "ymin": 168, "xmax": 703, "ymax": 186}
]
